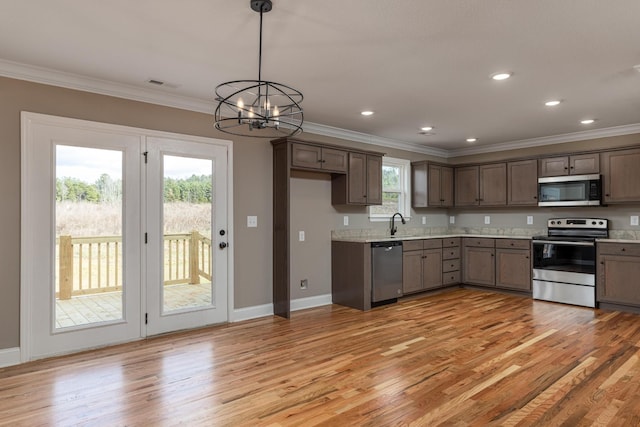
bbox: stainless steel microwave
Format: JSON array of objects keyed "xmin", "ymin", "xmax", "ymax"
[{"xmin": 538, "ymin": 174, "xmax": 601, "ymax": 207}]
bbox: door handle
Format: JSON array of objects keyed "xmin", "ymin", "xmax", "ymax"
[{"xmin": 219, "ymin": 242, "xmax": 227, "ymax": 249}]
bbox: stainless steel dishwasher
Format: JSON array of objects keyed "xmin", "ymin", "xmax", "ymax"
[{"xmin": 371, "ymin": 241, "xmax": 403, "ymax": 303}]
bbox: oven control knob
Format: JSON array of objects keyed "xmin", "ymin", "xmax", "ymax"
[
  {"xmin": 550, "ymin": 221, "xmax": 555, "ymax": 225},
  {"xmin": 557, "ymin": 220, "xmax": 562, "ymax": 225},
  {"xmin": 592, "ymin": 221, "xmax": 596, "ymax": 225},
  {"xmin": 599, "ymin": 221, "xmax": 604, "ymax": 225}
]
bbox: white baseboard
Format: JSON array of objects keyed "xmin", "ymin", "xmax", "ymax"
[
  {"xmin": 0, "ymin": 347, "xmax": 21, "ymax": 368},
  {"xmin": 231, "ymin": 294, "xmax": 332, "ymax": 322},
  {"xmin": 231, "ymin": 303, "xmax": 274, "ymax": 322},
  {"xmin": 291, "ymin": 294, "xmax": 332, "ymax": 312}
]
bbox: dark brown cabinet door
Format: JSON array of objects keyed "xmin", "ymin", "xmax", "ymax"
[
  {"xmin": 347, "ymin": 152, "xmax": 367, "ymax": 204},
  {"xmin": 427, "ymin": 164, "xmax": 443, "ymax": 206},
  {"xmin": 570, "ymin": 153, "xmax": 599, "ymax": 175},
  {"xmin": 290, "ymin": 143, "xmax": 347, "ymax": 173},
  {"xmin": 455, "ymin": 166, "xmax": 479, "ymax": 206},
  {"xmin": 601, "ymin": 148, "xmax": 640, "ymax": 203},
  {"xmin": 539, "ymin": 156, "xmax": 570, "ymax": 177},
  {"xmin": 412, "ymin": 162, "xmax": 428, "ymax": 208},
  {"xmin": 321, "ymin": 147, "xmax": 348, "ymax": 173},
  {"xmin": 441, "ymin": 166, "xmax": 454, "ymax": 207},
  {"xmin": 463, "ymin": 246, "xmax": 495, "ymax": 286},
  {"xmin": 291, "ymin": 143, "xmax": 322, "ymax": 170},
  {"xmin": 597, "ymin": 254, "xmax": 640, "ymax": 306},
  {"xmin": 508, "ymin": 159, "xmax": 538, "ymax": 206},
  {"xmin": 479, "ymin": 163, "xmax": 507, "ymax": 206},
  {"xmin": 539, "ymin": 154, "xmax": 599, "ymax": 177},
  {"xmin": 422, "ymin": 249, "xmax": 443, "ymax": 290},
  {"xmin": 366, "ymin": 155, "xmax": 382, "ymax": 205},
  {"xmin": 402, "ymin": 250, "xmax": 424, "ymax": 294},
  {"xmin": 495, "ymin": 248, "xmax": 531, "ymax": 291}
]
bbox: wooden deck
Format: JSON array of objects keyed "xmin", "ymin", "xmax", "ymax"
[
  {"xmin": 55, "ymin": 283, "xmax": 212, "ymax": 328},
  {"xmin": 2, "ymin": 289, "xmax": 640, "ymax": 425}
]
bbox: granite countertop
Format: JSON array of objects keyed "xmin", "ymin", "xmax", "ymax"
[
  {"xmin": 596, "ymin": 238, "xmax": 640, "ymax": 244},
  {"xmin": 332, "ymin": 234, "xmax": 534, "ymax": 243}
]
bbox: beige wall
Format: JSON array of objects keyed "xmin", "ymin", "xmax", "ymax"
[{"xmin": 2, "ymin": 75, "xmax": 639, "ymax": 351}]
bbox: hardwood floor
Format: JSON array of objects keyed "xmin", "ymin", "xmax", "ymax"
[{"xmin": 2, "ymin": 289, "xmax": 640, "ymax": 426}]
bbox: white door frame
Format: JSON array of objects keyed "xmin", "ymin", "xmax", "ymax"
[{"xmin": 20, "ymin": 112, "xmax": 234, "ymax": 362}]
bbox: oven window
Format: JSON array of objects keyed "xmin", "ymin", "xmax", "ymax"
[
  {"xmin": 539, "ymin": 181, "xmax": 587, "ymax": 202},
  {"xmin": 533, "ymin": 242, "xmax": 595, "ymax": 274}
]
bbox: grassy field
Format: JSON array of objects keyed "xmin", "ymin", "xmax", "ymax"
[{"xmin": 56, "ymin": 201, "xmax": 212, "ymax": 236}]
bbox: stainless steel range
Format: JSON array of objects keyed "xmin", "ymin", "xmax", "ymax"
[{"xmin": 532, "ymin": 218, "xmax": 608, "ymax": 308}]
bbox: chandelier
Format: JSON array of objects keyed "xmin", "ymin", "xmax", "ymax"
[{"xmin": 214, "ymin": 0, "xmax": 304, "ymax": 138}]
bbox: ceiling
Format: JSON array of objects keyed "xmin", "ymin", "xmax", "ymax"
[{"xmin": 2, "ymin": 0, "xmax": 640, "ymax": 153}]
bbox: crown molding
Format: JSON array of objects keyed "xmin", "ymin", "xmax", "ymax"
[
  {"xmin": 0, "ymin": 58, "xmax": 215, "ymax": 114},
  {"xmin": 2, "ymin": 58, "xmax": 639, "ymax": 159},
  {"xmin": 443, "ymin": 123, "xmax": 640, "ymax": 157},
  {"xmin": 301, "ymin": 122, "xmax": 450, "ymax": 157}
]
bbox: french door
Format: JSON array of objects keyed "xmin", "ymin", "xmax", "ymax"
[{"xmin": 22, "ymin": 113, "xmax": 230, "ymax": 360}]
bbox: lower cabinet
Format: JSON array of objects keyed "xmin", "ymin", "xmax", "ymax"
[
  {"xmin": 495, "ymin": 239, "xmax": 531, "ymax": 291},
  {"xmin": 442, "ymin": 238, "xmax": 461, "ymax": 285},
  {"xmin": 402, "ymin": 240, "xmax": 442, "ymax": 294},
  {"xmin": 597, "ymin": 242, "xmax": 640, "ymax": 308},
  {"xmin": 463, "ymin": 238, "xmax": 496, "ymax": 286}
]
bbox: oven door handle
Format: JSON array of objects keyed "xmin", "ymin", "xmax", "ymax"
[{"xmin": 532, "ymin": 240, "xmax": 594, "ymax": 247}]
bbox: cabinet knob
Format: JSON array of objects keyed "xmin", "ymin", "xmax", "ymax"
[
  {"xmin": 533, "ymin": 196, "xmax": 537, "ymax": 199},
  {"xmin": 621, "ymin": 248, "xmax": 626, "ymax": 252},
  {"xmin": 605, "ymin": 194, "xmax": 610, "ymax": 197},
  {"xmin": 564, "ymin": 167, "xmax": 568, "ymax": 170},
  {"xmin": 600, "ymin": 261, "xmax": 605, "ymax": 265}
]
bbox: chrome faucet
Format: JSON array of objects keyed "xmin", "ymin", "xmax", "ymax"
[{"xmin": 390, "ymin": 212, "xmax": 406, "ymax": 236}]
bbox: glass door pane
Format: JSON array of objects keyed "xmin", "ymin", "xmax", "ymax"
[
  {"xmin": 55, "ymin": 145, "xmax": 124, "ymax": 329},
  {"xmin": 162, "ymin": 155, "xmax": 213, "ymax": 313}
]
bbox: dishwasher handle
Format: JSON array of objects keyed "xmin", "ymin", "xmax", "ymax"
[{"xmin": 371, "ymin": 241, "xmax": 403, "ymax": 249}]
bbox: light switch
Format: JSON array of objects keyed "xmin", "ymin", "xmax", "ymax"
[
  {"xmin": 247, "ymin": 215, "xmax": 258, "ymax": 228},
  {"xmin": 631, "ymin": 215, "xmax": 639, "ymax": 226},
  {"xmin": 484, "ymin": 216, "xmax": 491, "ymax": 225},
  {"xmin": 422, "ymin": 216, "xmax": 426, "ymax": 225},
  {"xmin": 449, "ymin": 216, "xmax": 455, "ymax": 224},
  {"xmin": 527, "ymin": 215, "xmax": 534, "ymax": 225},
  {"xmin": 343, "ymin": 215, "xmax": 349, "ymax": 226},
  {"xmin": 299, "ymin": 231, "xmax": 305, "ymax": 241}
]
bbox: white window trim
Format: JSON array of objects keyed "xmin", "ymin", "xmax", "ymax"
[{"xmin": 369, "ymin": 156, "xmax": 411, "ymax": 222}]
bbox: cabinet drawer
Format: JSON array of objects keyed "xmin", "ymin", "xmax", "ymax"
[
  {"xmin": 442, "ymin": 237, "xmax": 461, "ymax": 248},
  {"xmin": 442, "ymin": 246, "xmax": 460, "ymax": 260},
  {"xmin": 443, "ymin": 270, "xmax": 460, "ymax": 285},
  {"xmin": 463, "ymin": 237, "xmax": 495, "ymax": 248},
  {"xmin": 495, "ymin": 239, "xmax": 530, "ymax": 250},
  {"xmin": 423, "ymin": 239, "xmax": 442, "ymax": 249},
  {"xmin": 443, "ymin": 259, "xmax": 460, "ymax": 273},
  {"xmin": 403, "ymin": 240, "xmax": 424, "ymax": 251},
  {"xmin": 598, "ymin": 243, "xmax": 640, "ymax": 257}
]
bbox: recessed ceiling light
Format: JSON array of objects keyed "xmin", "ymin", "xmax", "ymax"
[
  {"xmin": 580, "ymin": 119, "xmax": 595, "ymax": 125},
  {"xmin": 421, "ymin": 126, "xmax": 433, "ymax": 132},
  {"xmin": 466, "ymin": 138, "xmax": 477, "ymax": 143},
  {"xmin": 361, "ymin": 111, "xmax": 374, "ymax": 116},
  {"xmin": 545, "ymin": 100, "xmax": 561, "ymax": 107},
  {"xmin": 491, "ymin": 72, "xmax": 512, "ymax": 81}
]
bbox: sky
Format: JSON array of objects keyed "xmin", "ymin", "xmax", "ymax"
[{"xmin": 56, "ymin": 145, "xmax": 212, "ymax": 182}]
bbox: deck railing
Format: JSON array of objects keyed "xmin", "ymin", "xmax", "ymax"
[{"xmin": 56, "ymin": 232, "xmax": 212, "ymax": 299}]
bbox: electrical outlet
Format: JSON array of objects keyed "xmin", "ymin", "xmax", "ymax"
[
  {"xmin": 343, "ymin": 215, "xmax": 349, "ymax": 226},
  {"xmin": 527, "ymin": 215, "xmax": 534, "ymax": 225},
  {"xmin": 422, "ymin": 216, "xmax": 426, "ymax": 225},
  {"xmin": 300, "ymin": 279, "xmax": 308, "ymax": 289},
  {"xmin": 299, "ymin": 231, "xmax": 305, "ymax": 241},
  {"xmin": 484, "ymin": 216, "xmax": 491, "ymax": 225},
  {"xmin": 449, "ymin": 216, "xmax": 455, "ymax": 224},
  {"xmin": 631, "ymin": 215, "xmax": 639, "ymax": 226},
  {"xmin": 247, "ymin": 215, "xmax": 257, "ymax": 228}
]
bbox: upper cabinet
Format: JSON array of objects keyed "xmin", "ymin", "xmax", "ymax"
[
  {"xmin": 412, "ymin": 162, "xmax": 453, "ymax": 208},
  {"xmin": 455, "ymin": 164, "xmax": 507, "ymax": 207},
  {"xmin": 507, "ymin": 159, "xmax": 538, "ymax": 206},
  {"xmin": 538, "ymin": 153, "xmax": 599, "ymax": 177},
  {"xmin": 601, "ymin": 148, "xmax": 640, "ymax": 203},
  {"xmin": 291, "ymin": 142, "xmax": 348, "ymax": 173},
  {"xmin": 332, "ymin": 152, "xmax": 383, "ymax": 205}
]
